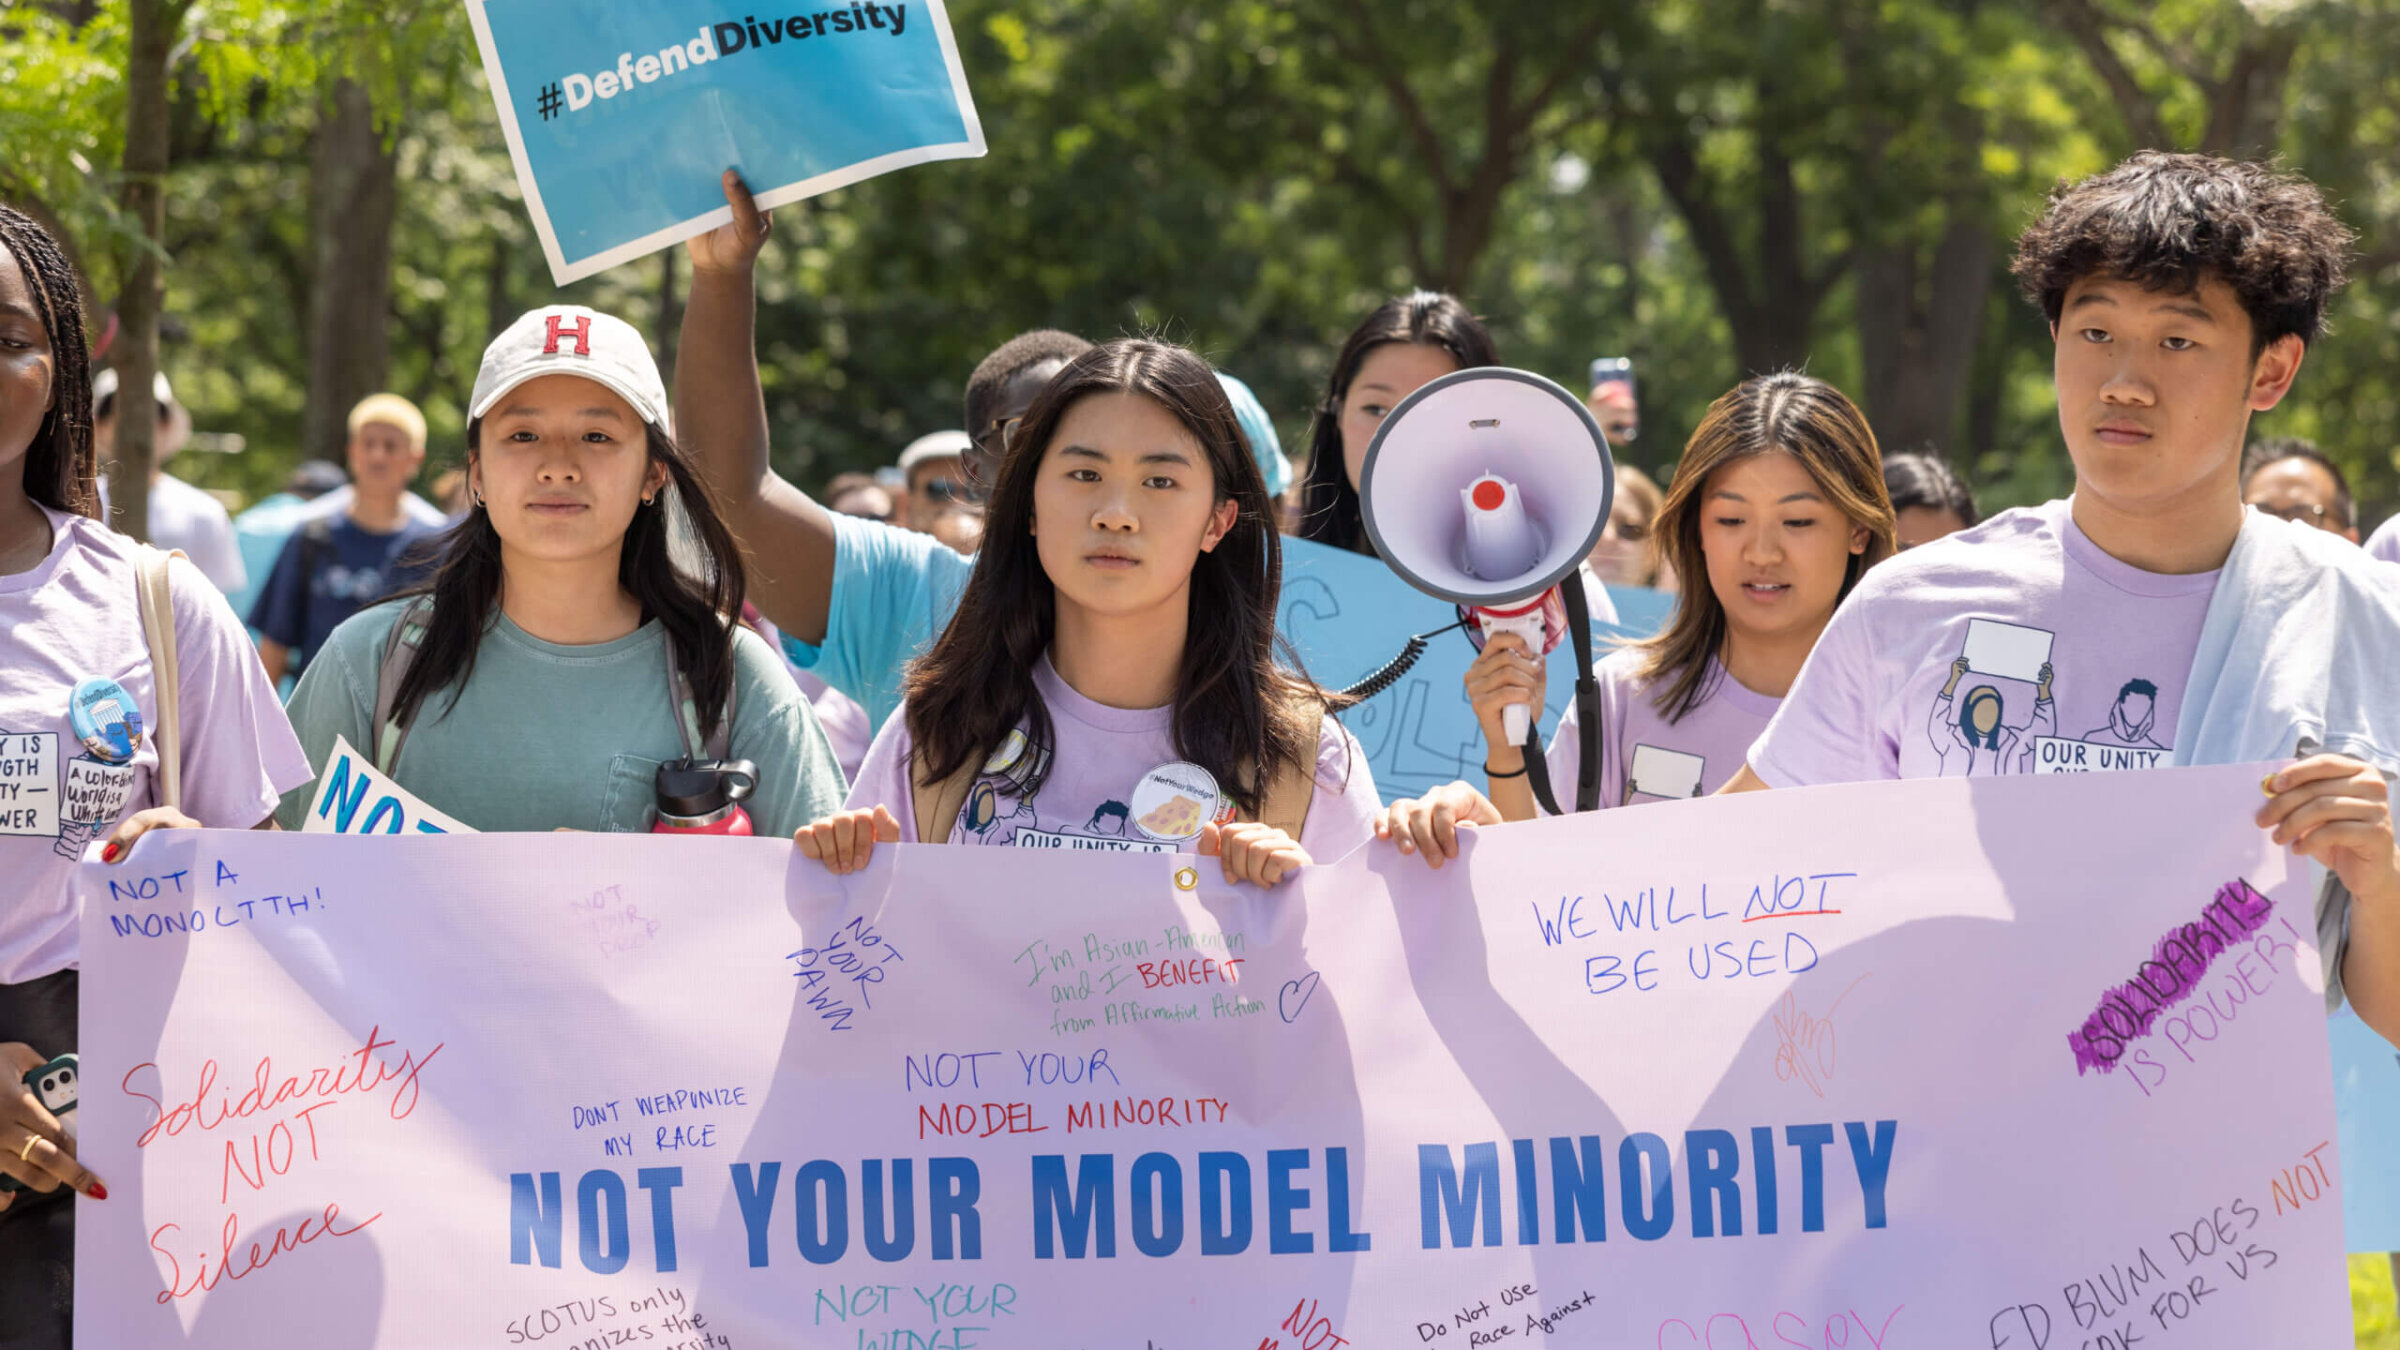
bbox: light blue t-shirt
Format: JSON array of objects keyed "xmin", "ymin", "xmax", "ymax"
[
  {"xmin": 280, "ymin": 600, "xmax": 847, "ymax": 835},
  {"xmin": 780, "ymin": 512, "xmax": 976, "ymax": 731}
]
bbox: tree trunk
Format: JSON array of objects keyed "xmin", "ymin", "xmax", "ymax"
[
  {"xmin": 1856, "ymin": 218, "xmax": 1995, "ymax": 454},
  {"xmin": 300, "ymin": 78, "xmax": 399, "ymax": 464},
  {"xmin": 106, "ymin": 0, "xmax": 182, "ymax": 543},
  {"xmin": 654, "ymin": 250, "xmax": 681, "ymax": 383}
]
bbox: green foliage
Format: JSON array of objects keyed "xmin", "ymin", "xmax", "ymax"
[{"xmin": 5, "ymin": 0, "xmax": 2400, "ymax": 529}]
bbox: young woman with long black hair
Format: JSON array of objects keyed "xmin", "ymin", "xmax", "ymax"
[
  {"xmin": 276, "ymin": 306, "xmax": 844, "ymax": 835},
  {"xmin": 0, "ymin": 204, "xmax": 311, "ymax": 1342},
  {"xmin": 796, "ymin": 339, "xmax": 1374, "ymax": 886}
]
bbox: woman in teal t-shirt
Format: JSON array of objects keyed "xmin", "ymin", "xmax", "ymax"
[{"xmin": 277, "ymin": 306, "xmax": 845, "ymax": 834}]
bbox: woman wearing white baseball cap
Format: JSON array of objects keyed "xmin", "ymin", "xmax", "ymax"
[{"xmin": 274, "ymin": 305, "xmax": 847, "ymax": 835}]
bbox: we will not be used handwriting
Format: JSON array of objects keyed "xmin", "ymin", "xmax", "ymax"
[{"xmin": 1527, "ymin": 869, "xmax": 1861, "ymax": 996}]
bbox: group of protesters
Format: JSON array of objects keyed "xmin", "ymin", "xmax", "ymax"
[{"xmin": 3, "ymin": 148, "xmax": 2400, "ymax": 1342}]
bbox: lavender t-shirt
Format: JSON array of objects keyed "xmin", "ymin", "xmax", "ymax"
[
  {"xmin": 1542, "ymin": 649, "xmax": 1779, "ymax": 808},
  {"xmin": 1752, "ymin": 498, "xmax": 2215, "ymax": 786},
  {"xmin": 0, "ymin": 507, "xmax": 310, "ymax": 984},
  {"xmin": 849, "ymin": 656, "xmax": 1379, "ymax": 861},
  {"xmin": 2368, "ymin": 514, "xmax": 2400, "ymax": 566}
]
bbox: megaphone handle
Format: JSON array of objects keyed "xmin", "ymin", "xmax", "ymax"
[{"xmin": 1501, "ymin": 702, "xmax": 1531, "ymax": 747}]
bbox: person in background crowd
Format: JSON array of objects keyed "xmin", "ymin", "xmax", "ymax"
[
  {"xmin": 1293, "ymin": 292, "xmax": 1493, "ymax": 556},
  {"xmin": 1883, "ymin": 451, "xmax": 1980, "ymax": 549},
  {"xmin": 793, "ymin": 339, "xmax": 1376, "ymax": 887},
  {"xmin": 1218, "ymin": 371, "xmax": 1293, "ymax": 501},
  {"xmin": 786, "ymin": 473, "xmax": 892, "ymax": 779},
  {"xmin": 249, "ymin": 393, "xmax": 445, "ymax": 684},
  {"xmin": 1290, "ymin": 291, "xmax": 1620, "ymax": 626},
  {"xmin": 1716, "ymin": 153, "xmax": 2400, "ymax": 1051},
  {"xmin": 1396, "ymin": 373, "xmax": 1894, "ymax": 843},
  {"xmin": 676, "ymin": 172, "xmax": 1299, "ymax": 730},
  {"xmin": 228, "ymin": 459, "xmax": 348, "ymax": 619},
  {"xmin": 1587, "ymin": 375, "xmax": 1638, "ymax": 447},
  {"xmin": 1584, "ymin": 463, "xmax": 1670, "ymax": 590},
  {"xmin": 894, "ymin": 429, "xmax": 980, "ymax": 553},
  {"xmin": 91, "ymin": 367, "xmax": 245, "ymax": 593},
  {"xmin": 0, "ymin": 204, "xmax": 311, "ymax": 1347},
  {"xmin": 2241, "ymin": 435, "xmax": 2358, "ymax": 542},
  {"xmin": 824, "ymin": 470, "xmax": 894, "ymax": 524},
  {"xmin": 275, "ymin": 306, "xmax": 844, "ymax": 836}
]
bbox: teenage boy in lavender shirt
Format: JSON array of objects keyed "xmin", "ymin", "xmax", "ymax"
[{"xmin": 1722, "ymin": 153, "xmax": 2400, "ymax": 1049}]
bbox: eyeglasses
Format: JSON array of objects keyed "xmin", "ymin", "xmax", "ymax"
[
  {"xmin": 2254, "ymin": 501, "xmax": 2346, "ymax": 527},
  {"xmin": 918, "ymin": 478, "xmax": 976, "ymax": 508}
]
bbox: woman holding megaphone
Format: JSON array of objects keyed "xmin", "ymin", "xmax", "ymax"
[
  {"xmin": 794, "ymin": 339, "xmax": 1376, "ymax": 887},
  {"xmin": 1381, "ymin": 373, "xmax": 1896, "ymax": 858}
]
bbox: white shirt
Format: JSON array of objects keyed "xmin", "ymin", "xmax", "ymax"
[{"xmin": 97, "ymin": 471, "xmax": 248, "ymax": 593}]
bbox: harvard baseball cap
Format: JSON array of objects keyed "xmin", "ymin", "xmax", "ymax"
[{"xmin": 471, "ymin": 306, "xmax": 670, "ymax": 434}]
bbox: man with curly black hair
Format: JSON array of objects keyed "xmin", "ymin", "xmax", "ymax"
[{"xmin": 1716, "ymin": 153, "xmax": 2400, "ymax": 1049}]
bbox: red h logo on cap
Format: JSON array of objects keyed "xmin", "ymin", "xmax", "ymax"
[{"xmin": 543, "ymin": 314, "xmax": 591, "ymax": 357}]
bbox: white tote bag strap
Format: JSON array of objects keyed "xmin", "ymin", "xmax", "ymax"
[{"xmin": 135, "ymin": 545, "xmax": 184, "ymax": 812}]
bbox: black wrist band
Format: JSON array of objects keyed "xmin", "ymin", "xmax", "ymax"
[{"xmin": 1483, "ymin": 761, "xmax": 1528, "ymax": 779}]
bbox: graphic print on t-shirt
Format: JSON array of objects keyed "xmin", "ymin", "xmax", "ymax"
[
  {"xmin": 1624, "ymin": 743, "xmax": 1708, "ymax": 804},
  {"xmin": 949, "ymin": 775, "xmax": 1174, "ymax": 853},
  {"xmin": 2031, "ymin": 675, "xmax": 2172, "ymax": 774},
  {"xmin": 1925, "ymin": 619, "xmax": 2057, "ymax": 777},
  {"xmin": 0, "ymin": 730, "xmax": 137, "ymax": 859}
]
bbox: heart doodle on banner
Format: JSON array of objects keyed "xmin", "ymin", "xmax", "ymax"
[{"xmin": 1278, "ymin": 970, "xmax": 1322, "ymax": 1024}]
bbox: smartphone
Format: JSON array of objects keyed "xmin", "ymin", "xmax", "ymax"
[
  {"xmin": 1586, "ymin": 357, "xmax": 1637, "ymax": 444},
  {"xmin": 0, "ymin": 1054, "xmax": 77, "ymax": 1193}
]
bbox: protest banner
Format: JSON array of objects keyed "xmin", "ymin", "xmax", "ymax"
[
  {"xmin": 73, "ymin": 762, "xmax": 2349, "ymax": 1345},
  {"xmin": 1279, "ymin": 535, "xmax": 1669, "ymax": 802},
  {"xmin": 300, "ymin": 735, "xmax": 475, "ymax": 836},
  {"xmin": 465, "ymin": 0, "xmax": 984, "ymax": 283}
]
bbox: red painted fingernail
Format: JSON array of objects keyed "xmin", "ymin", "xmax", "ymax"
[
  {"xmin": 86, "ymin": 1182, "xmax": 107, "ymax": 1201},
  {"xmin": 100, "ymin": 842, "xmax": 119, "ymax": 863}
]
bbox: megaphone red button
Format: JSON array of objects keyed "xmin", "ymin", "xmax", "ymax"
[{"xmin": 1471, "ymin": 479, "xmax": 1507, "ymax": 511}]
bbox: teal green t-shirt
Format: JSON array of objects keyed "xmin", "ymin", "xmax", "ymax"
[{"xmin": 275, "ymin": 601, "xmax": 847, "ymax": 835}]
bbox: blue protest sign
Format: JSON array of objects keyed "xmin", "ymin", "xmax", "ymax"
[
  {"xmin": 1278, "ymin": 536, "xmax": 1672, "ymax": 803},
  {"xmin": 2333, "ymin": 1008, "xmax": 2400, "ymax": 1251},
  {"xmin": 466, "ymin": 0, "xmax": 984, "ymax": 282}
]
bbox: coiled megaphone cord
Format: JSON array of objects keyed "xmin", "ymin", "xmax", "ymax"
[{"xmin": 1335, "ymin": 617, "xmax": 1472, "ymax": 702}]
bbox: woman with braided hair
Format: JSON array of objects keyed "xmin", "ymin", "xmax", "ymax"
[{"xmin": 0, "ymin": 204, "xmax": 311, "ymax": 1342}]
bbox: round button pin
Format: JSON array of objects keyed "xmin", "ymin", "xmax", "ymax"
[{"xmin": 68, "ymin": 677, "xmax": 144, "ymax": 765}]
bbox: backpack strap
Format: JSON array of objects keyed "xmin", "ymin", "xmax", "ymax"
[
  {"xmin": 134, "ymin": 546, "xmax": 184, "ymax": 812},
  {"xmin": 372, "ymin": 596, "xmax": 436, "ymax": 774},
  {"xmin": 667, "ymin": 632, "xmax": 735, "ymax": 763}
]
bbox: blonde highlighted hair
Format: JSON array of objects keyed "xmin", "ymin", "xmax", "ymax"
[
  {"xmin": 347, "ymin": 392, "xmax": 427, "ymax": 450},
  {"xmin": 1636, "ymin": 373, "xmax": 1896, "ymax": 721}
]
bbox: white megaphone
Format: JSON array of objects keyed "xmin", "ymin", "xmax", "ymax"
[{"xmin": 1358, "ymin": 367, "xmax": 1615, "ymax": 811}]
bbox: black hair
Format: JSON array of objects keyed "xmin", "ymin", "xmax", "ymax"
[
  {"xmin": 1881, "ymin": 452, "xmax": 1979, "ymax": 528},
  {"xmin": 389, "ymin": 418, "xmax": 747, "ymax": 745},
  {"xmin": 2119, "ymin": 678, "xmax": 2160, "ymax": 701},
  {"xmin": 1295, "ymin": 291, "xmax": 1498, "ymax": 553},
  {"xmin": 0, "ymin": 204, "xmax": 94, "ymax": 517},
  {"xmin": 2012, "ymin": 152, "xmax": 2354, "ymax": 356},
  {"xmin": 906, "ymin": 338, "xmax": 1335, "ymax": 814},
  {"xmin": 964, "ymin": 329, "xmax": 1094, "ymax": 439},
  {"xmin": 2240, "ymin": 435, "xmax": 2354, "ymax": 529}
]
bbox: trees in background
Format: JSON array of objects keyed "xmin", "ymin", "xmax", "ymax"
[{"xmin": 4, "ymin": 0, "xmax": 2397, "ymax": 523}]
